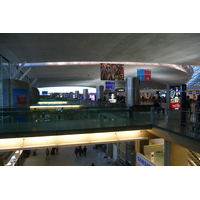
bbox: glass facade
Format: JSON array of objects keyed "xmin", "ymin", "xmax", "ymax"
[{"xmin": 186, "ymin": 65, "xmax": 200, "ymax": 87}]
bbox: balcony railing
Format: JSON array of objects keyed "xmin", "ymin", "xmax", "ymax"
[{"xmin": 1, "ymin": 104, "xmax": 200, "ymax": 141}]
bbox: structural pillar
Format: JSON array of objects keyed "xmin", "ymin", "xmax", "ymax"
[
  {"xmin": 83, "ymin": 89, "xmax": 88, "ymax": 100},
  {"xmin": 126, "ymin": 77, "xmax": 140, "ymax": 107},
  {"xmin": 107, "ymin": 143, "xmax": 113, "ymax": 158},
  {"xmin": 75, "ymin": 91, "xmax": 79, "ymax": 99},
  {"xmin": 96, "ymin": 85, "xmax": 104, "ymax": 101},
  {"xmin": 131, "ymin": 140, "xmax": 140, "ymax": 166},
  {"xmin": 69, "ymin": 92, "xmax": 73, "ymax": 99},
  {"xmin": 166, "ymin": 84, "xmax": 170, "ymax": 117},
  {"xmin": 164, "ymin": 140, "xmax": 188, "ymax": 166},
  {"xmin": 180, "ymin": 84, "xmax": 187, "ymax": 125}
]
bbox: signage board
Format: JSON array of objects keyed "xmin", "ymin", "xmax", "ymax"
[
  {"xmin": 42, "ymin": 91, "xmax": 48, "ymax": 95},
  {"xmin": 170, "ymin": 86, "xmax": 181, "ymax": 110},
  {"xmin": 170, "ymin": 102, "xmax": 181, "ymax": 109},
  {"xmin": 115, "ymin": 88, "xmax": 125, "ymax": 92},
  {"xmin": 105, "ymin": 82, "xmax": 115, "ymax": 90},
  {"xmin": 143, "ymin": 145, "xmax": 163, "ymax": 154},
  {"xmin": 136, "ymin": 153, "xmax": 156, "ymax": 166},
  {"xmin": 137, "ymin": 69, "xmax": 145, "ymax": 81},
  {"xmin": 137, "ymin": 69, "xmax": 151, "ymax": 81}
]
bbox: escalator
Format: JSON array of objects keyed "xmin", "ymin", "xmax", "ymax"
[{"xmin": 188, "ymin": 150, "xmax": 200, "ymax": 166}]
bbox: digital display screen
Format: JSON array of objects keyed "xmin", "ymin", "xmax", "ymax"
[
  {"xmin": 170, "ymin": 86, "xmax": 180, "ymax": 99},
  {"xmin": 89, "ymin": 94, "xmax": 95, "ymax": 101},
  {"xmin": 42, "ymin": 91, "xmax": 48, "ymax": 95},
  {"xmin": 105, "ymin": 82, "xmax": 115, "ymax": 90}
]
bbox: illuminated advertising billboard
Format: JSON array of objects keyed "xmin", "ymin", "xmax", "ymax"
[
  {"xmin": 170, "ymin": 86, "xmax": 181, "ymax": 110},
  {"xmin": 100, "ymin": 63, "xmax": 124, "ymax": 80},
  {"xmin": 137, "ymin": 69, "xmax": 151, "ymax": 81},
  {"xmin": 105, "ymin": 82, "xmax": 115, "ymax": 90}
]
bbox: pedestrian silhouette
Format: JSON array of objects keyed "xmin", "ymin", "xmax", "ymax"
[
  {"xmin": 46, "ymin": 148, "xmax": 50, "ymax": 159},
  {"xmin": 78, "ymin": 146, "xmax": 82, "ymax": 156},
  {"xmin": 33, "ymin": 149, "xmax": 37, "ymax": 156},
  {"xmin": 74, "ymin": 147, "xmax": 79, "ymax": 157},
  {"xmin": 83, "ymin": 146, "xmax": 87, "ymax": 156}
]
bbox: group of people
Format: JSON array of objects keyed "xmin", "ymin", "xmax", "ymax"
[
  {"xmin": 153, "ymin": 101, "xmax": 165, "ymax": 114},
  {"xmin": 46, "ymin": 148, "xmax": 59, "ymax": 159},
  {"xmin": 74, "ymin": 146, "xmax": 87, "ymax": 157}
]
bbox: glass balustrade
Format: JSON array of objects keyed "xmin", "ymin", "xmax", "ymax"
[
  {"xmin": 0, "ymin": 107, "xmax": 151, "ymax": 138},
  {"xmin": 1, "ymin": 106, "xmax": 200, "ymax": 141}
]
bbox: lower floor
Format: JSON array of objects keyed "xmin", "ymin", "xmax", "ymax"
[
  {"xmin": 3, "ymin": 138, "xmax": 200, "ymax": 166},
  {"xmin": 22, "ymin": 144, "xmax": 114, "ymax": 166}
]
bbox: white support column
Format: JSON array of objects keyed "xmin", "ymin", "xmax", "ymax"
[
  {"xmin": 83, "ymin": 89, "xmax": 88, "ymax": 100},
  {"xmin": 19, "ymin": 68, "xmax": 31, "ymax": 81},
  {"xmin": 11, "ymin": 61, "xmax": 26, "ymax": 79},
  {"xmin": 30, "ymin": 78, "xmax": 38, "ymax": 88},
  {"xmin": 126, "ymin": 77, "xmax": 140, "ymax": 107},
  {"xmin": 10, "ymin": 63, "xmax": 17, "ymax": 79}
]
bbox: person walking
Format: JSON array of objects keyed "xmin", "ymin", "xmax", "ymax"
[
  {"xmin": 78, "ymin": 146, "xmax": 82, "ymax": 156},
  {"xmin": 83, "ymin": 146, "xmax": 87, "ymax": 156},
  {"xmin": 33, "ymin": 149, "xmax": 37, "ymax": 156},
  {"xmin": 46, "ymin": 148, "xmax": 50, "ymax": 159},
  {"xmin": 74, "ymin": 147, "xmax": 79, "ymax": 157},
  {"xmin": 186, "ymin": 96, "xmax": 191, "ymax": 112}
]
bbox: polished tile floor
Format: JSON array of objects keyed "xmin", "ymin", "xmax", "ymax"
[
  {"xmin": 22, "ymin": 145, "xmax": 165, "ymax": 166},
  {"xmin": 22, "ymin": 145, "xmax": 114, "ymax": 166}
]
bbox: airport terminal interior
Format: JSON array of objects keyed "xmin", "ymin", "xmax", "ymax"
[
  {"xmin": 3, "ymin": 3, "xmax": 200, "ymax": 199},
  {"xmin": 1, "ymin": 33, "xmax": 200, "ymax": 167}
]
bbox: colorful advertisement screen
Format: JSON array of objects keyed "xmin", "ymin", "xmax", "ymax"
[
  {"xmin": 89, "ymin": 94, "xmax": 95, "ymax": 101},
  {"xmin": 170, "ymin": 86, "xmax": 181, "ymax": 110},
  {"xmin": 105, "ymin": 82, "xmax": 115, "ymax": 90},
  {"xmin": 100, "ymin": 63, "xmax": 124, "ymax": 80}
]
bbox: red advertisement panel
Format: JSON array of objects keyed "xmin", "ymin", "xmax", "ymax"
[
  {"xmin": 144, "ymin": 69, "xmax": 151, "ymax": 75},
  {"xmin": 170, "ymin": 102, "xmax": 181, "ymax": 109},
  {"xmin": 144, "ymin": 74, "xmax": 151, "ymax": 81}
]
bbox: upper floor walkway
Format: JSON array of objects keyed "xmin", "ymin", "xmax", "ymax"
[{"xmin": 0, "ymin": 101, "xmax": 200, "ymax": 153}]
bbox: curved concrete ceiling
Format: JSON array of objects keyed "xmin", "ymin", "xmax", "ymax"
[{"xmin": 0, "ymin": 33, "xmax": 199, "ymax": 89}]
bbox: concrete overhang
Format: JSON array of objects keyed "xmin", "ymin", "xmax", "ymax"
[
  {"xmin": 148, "ymin": 127, "xmax": 200, "ymax": 153},
  {"xmin": 0, "ymin": 129, "xmax": 156, "ymax": 152}
]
